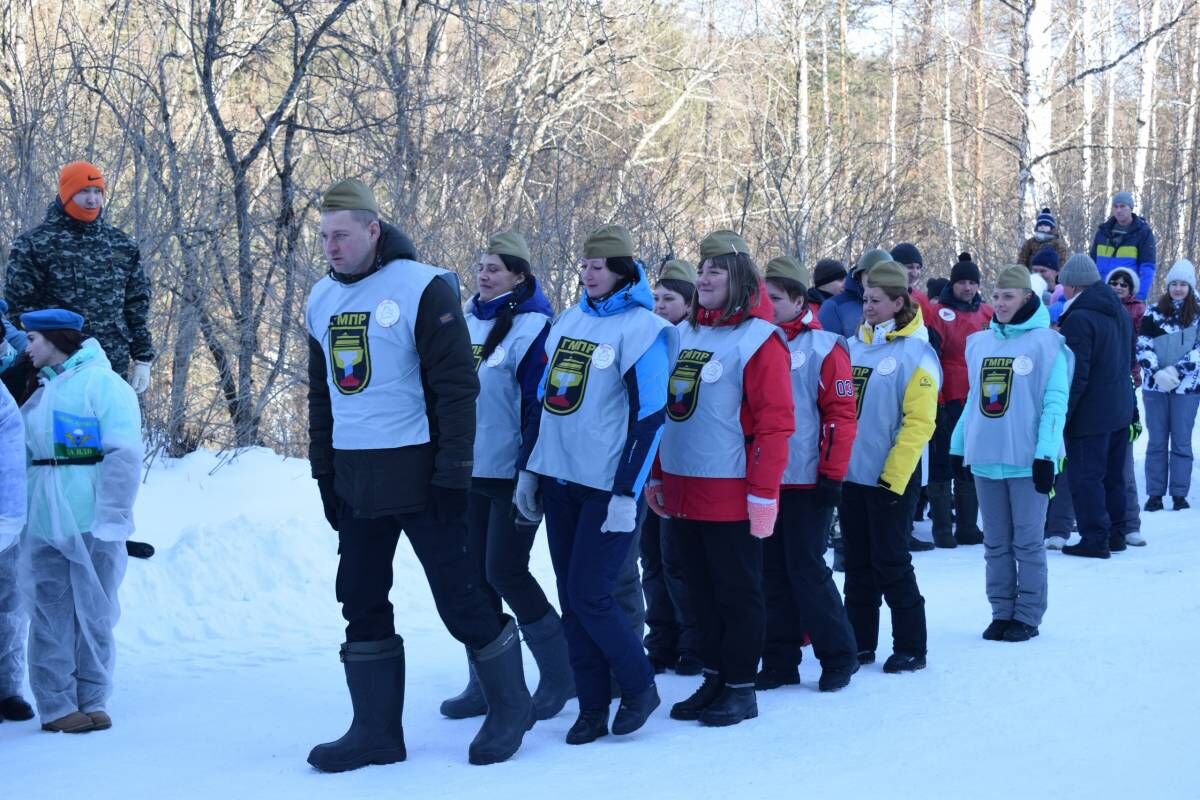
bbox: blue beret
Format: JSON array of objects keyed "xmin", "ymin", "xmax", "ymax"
[{"xmin": 20, "ymin": 308, "xmax": 85, "ymax": 332}]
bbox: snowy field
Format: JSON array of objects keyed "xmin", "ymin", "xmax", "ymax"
[{"xmin": 4, "ymin": 434, "xmax": 1199, "ymax": 800}]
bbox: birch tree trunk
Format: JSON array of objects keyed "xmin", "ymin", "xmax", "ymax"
[
  {"xmin": 1081, "ymin": 0, "xmax": 1096, "ymax": 213},
  {"xmin": 821, "ymin": 13, "xmax": 834, "ymax": 220},
  {"xmin": 889, "ymin": 0, "xmax": 899, "ymax": 218},
  {"xmin": 1017, "ymin": 0, "xmax": 1056, "ymax": 235},
  {"xmin": 1177, "ymin": 18, "xmax": 1200, "ymax": 255},
  {"xmin": 1134, "ymin": 0, "xmax": 1163, "ymax": 214},
  {"xmin": 942, "ymin": 0, "xmax": 960, "ymax": 251},
  {"xmin": 1104, "ymin": 0, "xmax": 1117, "ymax": 201}
]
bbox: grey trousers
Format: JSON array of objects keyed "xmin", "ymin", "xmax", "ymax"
[
  {"xmin": 0, "ymin": 544, "xmax": 25, "ymax": 698},
  {"xmin": 615, "ymin": 509, "xmax": 646, "ymax": 645},
  {"xmin": 1120, "ymin": 442, "xmax": 1141, "ymax": 534},
  {"xmin": 1044, "ymin": 468, "xmax": 1075, "ymax": 538},
  {"xmin": 1143, "ymin": 391, "xmax": 1200, "ymax": 498},
  {"xmin": 976, "ymin": 476, "xmax": 1049, "ymax": 627}
]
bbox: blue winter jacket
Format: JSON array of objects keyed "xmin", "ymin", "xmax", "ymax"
[
  {"xmin": 817, "ymin": 270, "xmax": 864, "ymax": 338},
  {"xmin": 1090, "ymin": 214, "xmax": 1157, "ymax": 299},
  {"xmin": 949, "ymin": 299, "xmax": 1071, "ymax": 479}
]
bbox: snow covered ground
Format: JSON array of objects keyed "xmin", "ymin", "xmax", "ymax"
[{"xmin": 4, "ymin": 438, "xmax": 1199, "ymax": 799}]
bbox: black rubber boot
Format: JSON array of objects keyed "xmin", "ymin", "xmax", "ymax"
[
  {"xmin": 0, "ymin": 695, "xmax": 35, "ymax": 721},
  {"xmin": 671, "ymin": 670, "xmax": 723, "ymax": 720},
  {"xmin": 520, "ymin": 610, "xmax": 576, "ymax": 721},
  {"xmin": 468, "ymin": 618, "xmax": 535, "ymax": 766},
  {"xmin": 439, "ymin": 649, "xmax": 487, "ymax": 719},
  {"xmin": 982, "ymin": 620, "xmax": 1010, "ymax": 641},
  {"xmin": 307, "ymin": 636, "xmax": 407, "ymax": 773},
  {"xmin": 612, "ymin": 682, "xmax": 659, "ymax": 735},
  {"xmin": 954, "ymin": 478, "xmax": 984, "ymax": 545},
  {"xmin": 927, "ymin": 482, "xmax": 956, "ymax": 548},
  {"xmin": 125, "ymin": 540, "xmax": 155, "ymax": 559},
  {"xmin": 754, "ymin": 666, "xmax": 800, "ymax": 691},
  {"xmin": 566, "ymin": 709, "xmax": 609, "ymax": 745},
  {"xmin": 698, "ymin": 685, "xmax": 758, "ymax": 727}
]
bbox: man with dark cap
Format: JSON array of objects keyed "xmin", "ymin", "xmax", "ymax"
[
  {"xmin": 819, "ymin": 249, "xmax": 891, "ymax": 338},
  {"xmin": 890, "ymin": 242, "xmax": 935, "ymax": 321},
  {"xmin": 305, "ymin": 178, "xmax": 534, "ymax": 770},
  {"xmin": 1090, "ymin": 191, "xmax": 1156, "ymax": 300},
  {"xmin": 1056, "ymin": 253, "xmax": 1136, "ymax": 558},
  {"xmin": 807, "ymin": 258, "xmax": 848, "ymax": 311}
]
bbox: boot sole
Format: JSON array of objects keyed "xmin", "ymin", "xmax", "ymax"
[
  {"xmin": 699, "ymin": 707, "xmax": 758, "ymax": 727},
  {"xmin": 41, "ymin": 723, "xmax": 95, "ymax": 733},
  {"xmin": 308, "ymin": 747, "xmax": 407, "ymax": 773}
]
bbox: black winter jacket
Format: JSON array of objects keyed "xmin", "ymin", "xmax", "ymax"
[{"xmin": 1058, "ymin": 281, "xmax": 1135, "ymax": 437}]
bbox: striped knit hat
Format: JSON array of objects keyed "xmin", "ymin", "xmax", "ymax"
[{"xmin": 1035, "ymin": 208, "xmax": 1056, "ymax": 231}]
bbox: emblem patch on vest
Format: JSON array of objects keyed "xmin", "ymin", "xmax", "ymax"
[
  {"xmin": 851, "ymin": 366, "xmax": 873, "ymax": 419},
  {"xmin": 328, "ymin": 311, "xmax": 372, "ymax": 394},
  {"xmin": 667, "ymin": 348, "xmax": 713, "ymax": 422},
  {"xmin": 471, "ymin": 344, "xmax": 484, "ymax": 371},
  {"xmin": 544, "ymin": 336, "xmax": 597, "ymax": 415},
  {"xmin": 979, "ymin": 357, "xmax": 1014, "ymax": 418}
]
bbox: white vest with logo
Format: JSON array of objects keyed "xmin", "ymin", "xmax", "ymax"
[{"xmin": 782, "ymin": 328, "xmax": 845, "ymax": 485}]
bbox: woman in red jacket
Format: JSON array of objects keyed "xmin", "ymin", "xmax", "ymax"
[{"xmin": 646, "ymin": 231, "xmax": 794, "ymax": 727}]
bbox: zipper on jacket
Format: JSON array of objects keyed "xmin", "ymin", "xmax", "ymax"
[{"xmin": 823, "ymin": 423, "xmax": 836, "ymax": 462}]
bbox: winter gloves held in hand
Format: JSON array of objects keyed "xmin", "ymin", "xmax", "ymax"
[
  {"xmin": 429, "ymin": 485, "xmax": 468, "ymax": 525},
  {"xmin": 514, "ymin": 470, "xmax": 542, "ymax": 523},
  {"xmin": 600, "ymin": 494, "xmax": 637, "ymax": 533},
  {"xmin": 1032, "ymin": 458, "xmax": 1055, "ymax": 495},
  {"xmin": 130, "ymin": 360, "xmax": 152, "ymax": 394},
  {"xmin": 747, "ymin": 495, "xmax": 777, "ymax": 538},
  {"xmin": 1154, "ymin": 366, "xmax": 1181, "ymax": 391}
]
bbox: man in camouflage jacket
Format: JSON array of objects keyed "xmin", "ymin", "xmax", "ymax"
[{"xmin": 5, "ymin": 161, "xmax": 154, "ymax": 385}]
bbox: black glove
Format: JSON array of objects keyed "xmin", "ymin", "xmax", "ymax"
[
  {"xmin": 429, "ymin": 485, "xmax": 469, "ymax": 526},
  {"xmin": 1032, "ymin": 459, "xmax": 1055, "ymax": 495},
  {"xmin": 317, "ymin": 475, "xmax": 339, "ymax": 531},
  {"xmin": 815, "ymin": 477, "xmax": 843, "ymax": 509},
  {"xmin": 950, "ymin": 454, "xmax": 965, "ymax": 478}
]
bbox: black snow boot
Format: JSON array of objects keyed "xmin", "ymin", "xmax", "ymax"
[
  {"xmin": 439, "ymin": 649, "xmax": 487, "ymax": 719},
  {"xmin": 927, "ymin": 481, "xmax": 956, "ymax": 548},
  {"xmin": 671, "ymin": 669, "xmax": 723, "ymax": 720},
  {"xmin": 754, "ymin": 665, "xmax": 800, "ymax": 691},
  {"xmin": 0, "ymin": 695, "xmax": 34, "ymax": 721},
  {"xmin": 468, "ymin": 618, "xmax": 535, "ymax": 766},
  {"xmin": 1144, "ymin": 495, "xmax": 1164, "ymax": 511},
  {"xmin": 954, "ymin": 478, "xmax": 984, "ymax": 545},
  {"xmin": 699, "ymin": 685, "xmax": 758, "ymax": 727},
  {"xmin": 125, "ymin": 540, "xmax": 155, "ymax": 559},
  {"xmin": 307, "ymin": 636, "xmax": 407, "ymax": 773},
  {"xmin": 565, "ymin": 709, "xmax": 609, "ymax": 745},
  {"xmin": 883, "ymin": 652, "xmax": 927, "ymax": 673},
  {"xmin": 520, "ymin": 610, "xmax": 576, "ymax": 721},
  {"xmin": 612, "ymin": 681, "xmax": 659, "ymax": 735},
  {"xmin": 1062, "ymin": 541, "xmax": 1110, "ymax": 559},
  {"xmin": 1108, "ymin": 531, "xmax": 1127, "ymax": 552},
  {"xmin": 1173, "ymin": 496, "xmax": 1190, "ymax": 510},
  {"xmin": 817, "ymin": 662, "xmax": 857, "ymax": 693},
  {"xmin": 981, "ymin": 620, "xmax": 1010, "ymax": 641},
  {"xmin": 1003, "ymin": 622, "xmax": 1039, "ymax": 642},
  {"xmin": 907, "ymin": 535, "xmax": 935, "ymax": 552}
]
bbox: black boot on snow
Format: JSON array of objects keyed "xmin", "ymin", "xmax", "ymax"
[
  {"xmin": 468, "ymin": 618, "xmax": 535, "ymax": 765},
  {"xmin": 954, "ymin": 480, "xmax": 984, "ymax": 545},
  {"xmin": 1003, "ymin": 622, "xmax": 1040, "ymax": 642},
  {"xmin": 1108, "ymin": 531, "xmax": 1127, "ymax": 552},
  {"xmin": 125, "ymin": 540, "xmax": 155, "ymax": 559},
  {"xmin": 1173, "ymin": 496, "xmax": 1190, "ymax": 510},
  {"xmin": 439, "ymin": 649, "xmax": 487, "ymax": 719},
  {"xmin": 565, "ymin": 709, "xmax": 609, "ymax": 745},
  {"xmin": 307, "ymin": 636, "xmax": 407, "ymax": 773},
  {"xmin": 520, "ymin": 610, "xmax": 576, "ymax": 721},
  {"xmin": 754, "ymin": 666, "xmax": 800, "ymax": 691},
  {"xmin": 612, "ymin": 682, "xmax": 659, "ymax": 735},
  {"xmin": 1144, "ymin": 495, "xmax": 1164, "ymax": 511},
  {"xmin": 0, "ymin": 695, "xmax": 34, "ymax": 721},
  {"xmin": 981, "ymin": 620, "xmax": 1011, "ymax": 641},
  {"xmin": 883, "ymin": 652, "xmax": 927, "ymax": 673},
  {"xmin": 817, "ymin": 662, "xmax": 858, "ymax": 693},
  {"xmin": 671, "ymin": 670, "xmax": 723, "ymax": 720},
  {"xmin": 699, "ymin": 685, "xmax": 758, "ymax": 727}
]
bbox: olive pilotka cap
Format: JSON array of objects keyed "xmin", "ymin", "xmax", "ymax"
[{"xmin": 320, "ymin": 179, "xmax": 379, "ymax": 214}]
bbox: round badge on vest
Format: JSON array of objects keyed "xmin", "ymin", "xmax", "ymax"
[
  {"xmin": 791, "ymin": 350, "xmax": 807, "ymax": 370},
  {"xmin": 877, "ymin": 356, "xmax": 898, "ymax": 376},
  {"xmin": 592, "ymin": 343, "xmax": 616, "ymax": 369},
  {"xmin": 376, "ymin": 299, "xmax": 401, "ymax": 328},
  {"xmin": 700, "ymin": 360, "xmax": 724, "ymax": 383},
  {"xmin": 938, "ymin": 308, "xmax": 957, "ymax": 322},
  {"xmin": 485, "ymin": 345, "xmax": 506, "ymax": 368},
  {"xmin": 1013, "ymin": 355, "xmax": 1034, "ymax": 376}
]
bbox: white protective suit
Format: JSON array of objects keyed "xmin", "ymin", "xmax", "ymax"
[{"xmin": 0, "ymin": 381, "xmax": 27, "ymax": 699}]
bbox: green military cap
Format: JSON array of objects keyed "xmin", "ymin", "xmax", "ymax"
[
  {"xmin": 996, "ymin": 264, "xmax": 1033, "ymax": 290},
  {"xmin": 658, "ymin": 258, "xmax": 696, "ymax": 285},
  {"xmin": 864, "ymin": 260, "xmax": 908, "ymax": 290},
  {"xmin": 320, "ymin": 178, "xmax": 379, "ymax": 214},
  {"xmin": 764, "ymin": 256, "xmax": 807, "ymax": 288},
  {"xmin": 583, "ymin": 224, "xmax": 635, "ymax": 259},
  {"xmin": 698, "ymin": 229, "xmax": 750, "ymax": 261},
  {"xmin": 487, "ymin": 230, "xmax": 531, "ymax": 264},
  {"xmin": 854, "ymin": 248, "xmax": 893, "ymax": 275}
]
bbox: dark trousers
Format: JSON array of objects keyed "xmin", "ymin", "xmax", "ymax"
[
  {"xmin": 336, "ymin": 508, "xmax": 503, "ymax": 649},
  {"xmin": 839, "ymin": 482, "xmax": 928, "ymax": 657},
  {"xmin": 762, "ymin": 490, "xmax": 858, "ymax": 671},
  {"xmin": 541, "ymin": 479, "xmax": 654, "ymax": 711},
  {"xmin": 671, "ymin": 518, "xmax": 765, "ymax": 686},
  {"xmin": 1065, "ymin": 429, "xmax": 1129, "ymax": 549},
  {"xmin": 466, "ymin": 478, "xmax": 553, "ymax": 625},
  {"xmin": 901, "ymin": 464, "xmax": 923, "ymax": 538},
  {"xmin": 640, "ymin": 511, "xmax": 700, "ymax": 662},
  {"xmin": 928, "ymin": 400, "xmax": 963, "ymax": 483}
]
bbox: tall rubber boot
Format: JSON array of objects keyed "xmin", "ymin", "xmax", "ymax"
[
  {"xmin": 468, "ymin": 618, "xmax": 535, "ymax": 765},
  {"xmin": 954, "ymin": 476, "xmax": 984, "ymax": 545},
  {"xmin": 519, "ymin": 610, "xmax": 576, "ymax": 720},
  {"xmin": 438, "ymin": 648, "xmax": 487, "ymax": 719},
  {"xmin": 927, "ymin": 481, "xmax": 956, "ymax": 548},
  {"xmin": 308, "ymin": 636, "xmax": 407, "ymax": 773}
]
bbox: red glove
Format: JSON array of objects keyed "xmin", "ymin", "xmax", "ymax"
[
  {"xmin": 645, "ymin": 479, "xmax": 668, "ymax": 519},
  {"xmin": 747, "ymin": 495, "xmax": 778, "ymax": 539}
]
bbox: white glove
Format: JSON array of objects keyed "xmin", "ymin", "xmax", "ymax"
[
  {"xmin": 514, "ymin": 470, "xmax": 542, "ymax": 523},
  {"xmin": 130, "ymin": 360, "xmax": 152, "ymax": 394},
  {"xmin": 600, "ymin": 494, "xmax": 638, "ymax": 533},
  {"xmin": 1154, "ymin": 366, "xmax": 1181, "ymax": 392}
]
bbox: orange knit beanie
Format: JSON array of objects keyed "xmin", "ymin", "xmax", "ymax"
[{"xmin": 58, "ymin": 161, "xmax": 105, "ymax": 222}]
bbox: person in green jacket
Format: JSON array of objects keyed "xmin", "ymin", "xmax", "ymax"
[
  {"xmin": 15, "ymin": 309, "xmax": 143, "ymax": 733},
  {"xmin": 951, "ymin": 267, "xmax": 1072, "ymax": 643}
]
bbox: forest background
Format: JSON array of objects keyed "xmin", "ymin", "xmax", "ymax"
[{"xmin": 0, "ymin": 0, "xmax": 1192, "ymax": 455}]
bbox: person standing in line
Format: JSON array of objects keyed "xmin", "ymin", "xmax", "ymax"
[
  {"xmin": 1056, "ymin": 254, "xmax": 1136, "ymax": 559},
  {"xmin": 925, "ymin": 253, "xmax": 994, "ymax": 548},
  {"xmin": 890, "ymin": 242, "xmax": 936, "ymax": 322},
  {"xmin": 439, "ymin": 230, "xmax": 574, "ymax": 723},
  {"xmin": 806, "ymin": 258, "xmax": 848, "ymax": 312},
  {"xmin": 841, "ymin": 261, "xmax": 940, "ymax": 673},
  {"xmin": 755, "ymin": 256, "xmax": 859, "ymax": 694},
  {"xmin": 1136, "ymin": 259, "xmax": 1200, "ymax": 513},
  {"xmin": 1106, "ymin": 267, "xmax": 1146, "ymax": 545},
  {"xmin": 0, "ymin": 378, "xmax": 29, "ymax": 724},
  {"xmin": 818, "ymin": 248, "xmax": 892, "ymax": 338},
  {"xmin": 950, "ymin": 266, "xmax": 1072, "ymax": 643},
  {"xmin": 15, "ymin": 309, "xmax": 142, "ymax": 733},
  {"xmin": 1090, "ymin": 191, "xmax": 1157, "ymax": 299},
  {"xmin": 518, "ymin": 224, "xmax": 675, "ymax": 745},
  {"xmin": 306, "ymin": 180, "xmax": 533, "ymax": 770},
  {"xmin": 647, "ymin": 231, "xmax": 793, "ymax": 726},
  {"xmin": 5, "ymin": 162, "xmax": 155, "ymax": 561},
  {"xmin": 1018, "ymin": 208, "xmax": 1070, "ymax": 270},
  {"xmin": 641, "ymin": 259, "xmax": 702, "ymax": 676}
]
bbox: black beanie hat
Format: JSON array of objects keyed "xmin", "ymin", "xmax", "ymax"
[
  {"xmin": 926, "ymin": 277, "xmax": 949, "ymax": 298},
  {"xmin": 890, "ymin": 242, "xmax": 922, "ymax": 266},
  {"xmin": 812, "ymin": 258, "xmax": 847, "ymax": 286},
  {"xmin": 950, "ymin": 252, "xmax": 982, "ymax": 284}
]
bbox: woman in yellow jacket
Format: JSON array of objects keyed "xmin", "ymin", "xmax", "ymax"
[{"xmin": 841, "ymin": 261, "xmax": 940, "ymax": 673}]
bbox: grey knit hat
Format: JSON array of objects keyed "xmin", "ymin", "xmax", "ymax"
[{"xmin": 1060, "ymin": 253, "xmax": 1101, "ymax": 287}]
